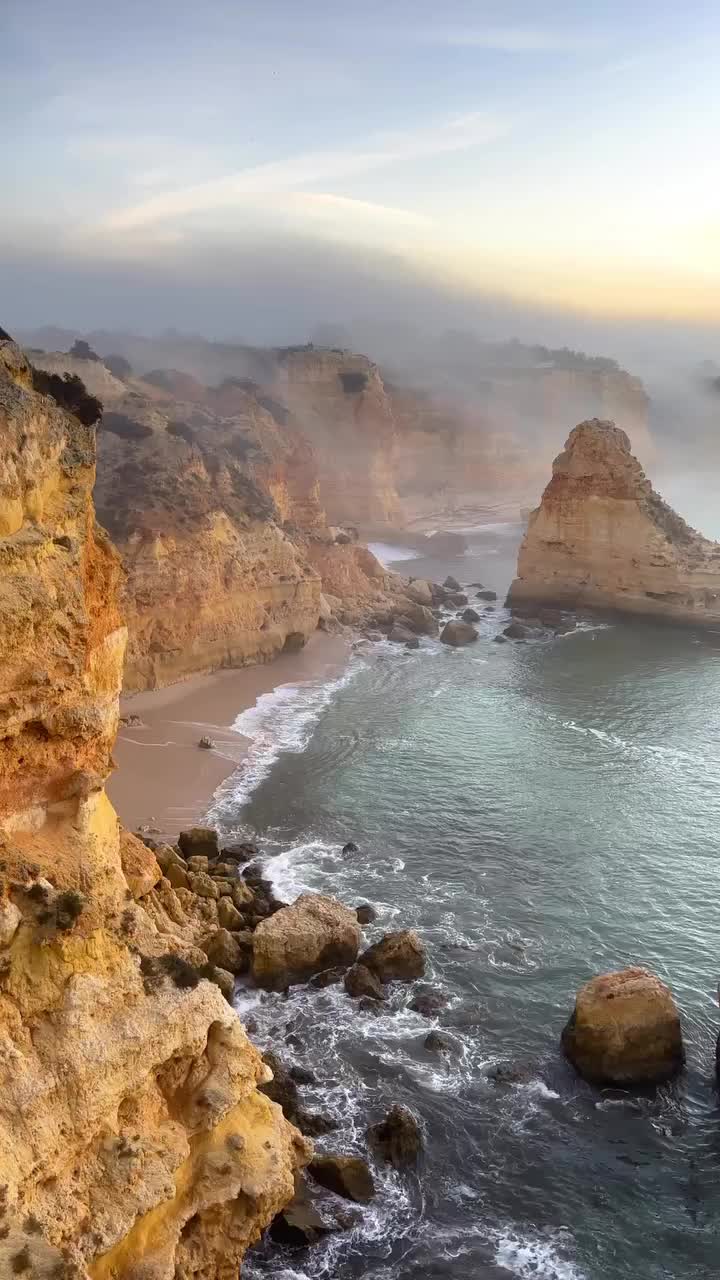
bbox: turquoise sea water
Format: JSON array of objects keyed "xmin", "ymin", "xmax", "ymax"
[{"xmin": 210, "ymin": 525, "xmax": 720, "ymax": 1280}]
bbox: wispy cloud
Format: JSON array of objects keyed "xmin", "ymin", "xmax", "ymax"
[
  {"xmin": 102, "ymin": 112, "xmax": 508, "ymax": 232},
  {"xmin": 422, "ymin": 26, "xmax": 601, "ymax": 53},
  {"xmin": 293, "ymin": 193, "xmax": 432, "ymax": 228}
]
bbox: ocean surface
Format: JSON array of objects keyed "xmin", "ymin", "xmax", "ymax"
[{"xmin": 208, "ymin": 523, "xmax": 720, "ymax": 1280}]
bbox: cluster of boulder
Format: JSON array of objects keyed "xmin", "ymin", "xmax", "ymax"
[{"xmin": 136, "ymin": 825, "xmax": 430, "ymax": 1251}]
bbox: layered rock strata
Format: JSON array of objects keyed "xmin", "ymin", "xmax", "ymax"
[
  {"xmin": 507, "ymin": 419, "xmax": 720, "ymax": 624},
  {"xmin": 0, "ymin": 340, "xmax": 307, "ymax": 1279}
]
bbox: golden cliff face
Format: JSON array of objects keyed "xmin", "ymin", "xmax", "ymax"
[
  {"xmin": 389, "ymin": 367, "xmax": 652, "ymax": 520},
  {"xmin": 94, "ymin": 388, "xmax": 324, "ymax": 692},
  {"xmin": 275, "ymin": 350, "xmax": 404, "ymax": 527},
  {"xmin": 507, "ymin": 419, "xmax": 720, "ymax": 623},
  {"xmin": 0, "ymin": 341, "xmax": 307, "ymax": 1279}
]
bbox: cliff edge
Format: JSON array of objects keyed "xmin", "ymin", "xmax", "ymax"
[
  {"xmin": 507, "ymin": 419, "xmax": 720, "ymax": 624},
  {"xmin": 0, "ymin": 338, "xmax": 307, "ymax": 1278}
]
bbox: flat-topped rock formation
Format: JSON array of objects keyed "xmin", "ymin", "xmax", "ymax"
[{"xmin": 507, "ymin": 419, "xmax": 720, "ymax": 624}]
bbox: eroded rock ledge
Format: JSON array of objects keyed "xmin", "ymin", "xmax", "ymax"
[{"xmin": 507, "ymin": 418, "xmax": 720, "ymax": 625}]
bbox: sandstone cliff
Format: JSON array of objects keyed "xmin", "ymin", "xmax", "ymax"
[
  {"xmin": 273, "ymin": 348, "xmax": 403, "ymax": 527},
  {"xmin": 507, "ymin": 418, "xmax": 720, "ymax": 624},
  {"xmin": 387, "ymin": 366, "xmax": 651, "ymax": 521},
  {"xmin": 0, "ymin": 339, "xmax": 307, "ymax": 1278},
  {"xmin": 93, "ymin": 385, "xmax": 325, "ymax": 692}
]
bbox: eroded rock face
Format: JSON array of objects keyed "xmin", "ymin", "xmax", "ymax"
[
  {"xmin": 561, "ymin": 967, "xmax": 684, "ymax": 1085},
  {"xmin": 252, "ymin": 893, "xmax": 361, "ymax": 990},
  {"xmin": 507, "ymin": 419, "xmax": 720, "ymax": 625},
  {"xmin": 0, "ymin": 340, "xmax": 309, "ymax": 1278}
]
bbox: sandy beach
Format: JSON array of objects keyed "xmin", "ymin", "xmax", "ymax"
[{"xmin": 108, "ymin": 632, "xmax": 350, "ymax": 839}]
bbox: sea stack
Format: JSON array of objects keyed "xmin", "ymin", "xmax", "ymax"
[{"xmin": 507, "ymin": 419, "xmax": 720, "ymax": 625}]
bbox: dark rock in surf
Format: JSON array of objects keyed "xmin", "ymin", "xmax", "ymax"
[
  {"xmin": 368, "ymin": 1104, "xmax": 423, "ymax": 1168},
  {"xmin": 503, "ymin": 621, "xmax": 530, "ymax": 640},
  {"xmin": 492, "ymin": 635, "xmax": 507, "ymax": 644},
  {"xmin": 405, "ymin": 637, "xmax": 420, "ymax": 650},
  {"xmin": 424, "ymin": 1030, "xmax": 457, "ymax": 1054},
  {"xmin": 358, "ymin": 996, "xmax": 384, "ymax": 1015},
  {"xmin": 197, "ymin": 735, "xmax": 215, "ymax": 750},
  {"xmin": 440, "ymin": 620, "xmax": 478, "ymax": 647},
  {"xmin": 308, "ymin": 1154, "xmax": 375, "ymax": 1204},
  {"xmin": 443, "ymin": 575, "xmax": 461, "ymax": 591},
  {"xmin": 289, "ymin": 1064, "xmax": 317, "ymax": 1085},
  {"xmin": 342, "ymin": 841, "xmax": 360, "ymax": 854},
  {"xmin": 388, "ymin": 623, "xmax": 416, "ymax": 644},
  {"xmin": 359, "ymin": 929, "xmax": 426, "ymax": 982},
  {"xmin": 445, "ymin": 592, "xmax": 469, "ymax": 607},
  {"xmin": 355, "ymin": 902, "xmax": 377, "ymax": 925},
  {"xmin": 308, "ymin": 965, "xmax": 347, "ymax": 989},
  {"xmin": 344, "ymin": 963, "xmax": 385, "ymax": 1001},
  {"xmin": 486, "ymin": 1062, "xmax": 536, "ymax": 1086},
  {"xmin": 476, "ymin": 589, "xmax": 497, "ymax": 601},
  {"xmin": 461, "ymin": 607, "xmax": 481, "ymax": 623},
  {"xmin": 408, "ymin": 985, "xmax": 448, "ymax": 1017},
  {"xmin": 222, "ymin": 840, "xmax": 259, "ymax": 863}
]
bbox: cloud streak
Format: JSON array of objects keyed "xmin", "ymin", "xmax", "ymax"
[
  {"xmin": 102, "ymin": 112, "xmax": 508, "ymax": 231},
  {"xmin": 422, "ymin": 25, "xmax": 601, "ymax": 52}
]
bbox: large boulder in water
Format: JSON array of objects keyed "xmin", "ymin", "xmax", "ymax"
[
  {"xmin": 561, "ymin": 967, "xmax": 684, "ymax": 1085},
  {"xmin": 178, "ymin": 826, "xmax": 221, "ymax": 859},
  {"xmin": 440, "ymin": 620, "xmax": 478, "ymax": 647},
  {"xmin": 359, "ymin": 929, "xmax": 426, "ymax": 982},
  {"xmin": 252, "ymin": 893, "xmax": 360, "ymax": 989}
]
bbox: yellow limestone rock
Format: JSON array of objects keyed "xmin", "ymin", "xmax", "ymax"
[{"xmin": 0, "ymin": 338, "xmax": 309, "ymax": 1279}]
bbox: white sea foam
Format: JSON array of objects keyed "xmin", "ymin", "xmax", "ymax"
[
  {"xmin": 367, "ymin": 541, "xmax": 420, "ymax": 564},
  {"xmin": 207, "ymin": 660, "xmax": 363, "ymax": 818},
  {"xmin": 492, "ymin": 1227, "xmax": 586, "ymax": 1280}
]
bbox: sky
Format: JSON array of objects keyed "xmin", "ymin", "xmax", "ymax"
[{"xmin": 3, "ymin": 0, "xmax": 720, "ymax": 340}]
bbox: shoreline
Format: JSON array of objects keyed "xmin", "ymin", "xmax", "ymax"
[{"xmin": 108, "ymin": 631, "xmax": 350, "ymax": 839}]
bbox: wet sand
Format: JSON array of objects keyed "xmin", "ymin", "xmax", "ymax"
[{"xmin": 108, "ymin": 633, "xmax": 350, "ymax": 839}]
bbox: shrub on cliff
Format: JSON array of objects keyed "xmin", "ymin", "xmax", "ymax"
[
  {"xmin": 104, "ymin": 353, "xmax": 132, "ymax": 379},
  {"xmin": 31, "ymin": 367, "xmax": 103, "ymax": 427},
  {"xmin": 69, "ymin": 339, "xmax": 101, "ymax": 362}
]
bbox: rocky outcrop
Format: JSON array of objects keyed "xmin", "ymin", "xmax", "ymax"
[
  {"xmin": 0, "ymin": 339, "xmax": 308, "ymax": 1278},
  {"xmin": 562, "ymin": 967, "xmax": 684, "ymax": 1085},
  {"xmin": 507, "ymin": 419, "xmax": 720, "ymax": 625},
  {"xmin": 252, "ymin": 893, "xmax": 361, "ymax": 990}
]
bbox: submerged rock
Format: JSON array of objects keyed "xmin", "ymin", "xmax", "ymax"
[
  {"xmin": 342, "ymin": 841, "xmax": 360, "ymax": 854},
  {"xmin": 476, "ymin": 589, "xmax": 497, "ymax": 601},
  {"xmin": 424, "ymin": 1030, "xmax": 457, "ymax": 1054},
  {"xmin": 359, "ymin": 929, "xmax": 426, "ymax": 982},
  {"xmin": 308, "ymin": 1154, "xmax": 375, "ymax": 1204},
  {"xmin": 408, "ymin": 985, "xmax": 448, "ymax": 1017},
  {"xmin": 252, "ymin": 893, "xmax": 361, "ymax": 989},
  {"xmin": 368, "ymin": 1104, "xmax": 423, "ymax": 1168},
  {"xmin": 562, "ymin": 967, "xmax": 684, "ymax": 1085},
  {"xmin": 440, "ymin": 620, "xmax": 478, "ymax": 647}
]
